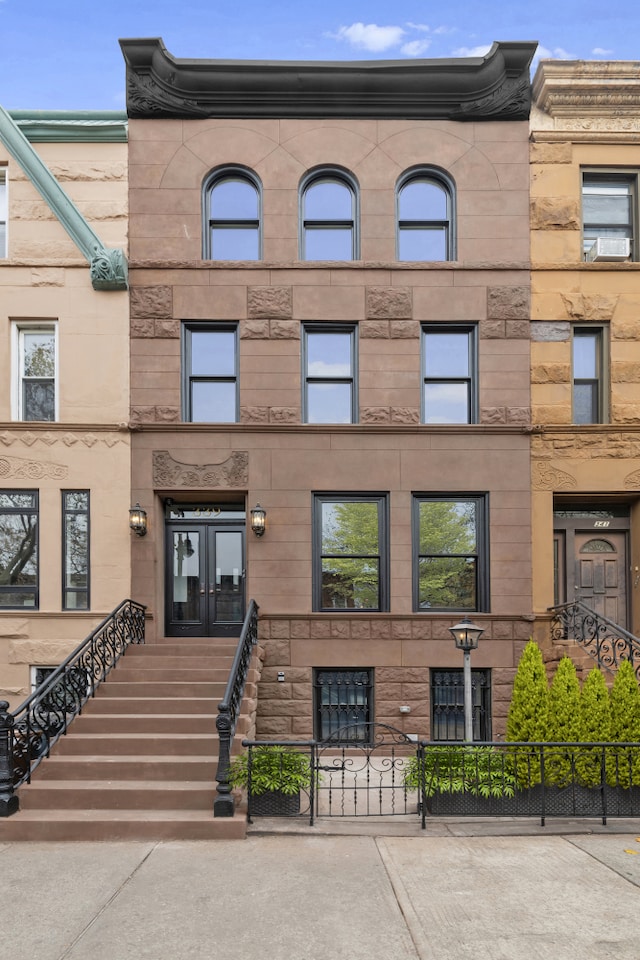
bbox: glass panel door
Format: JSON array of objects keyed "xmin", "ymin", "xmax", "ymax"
[{"xmin": 208, "ymin": 528, "xmax": 244, "ymax": 634}]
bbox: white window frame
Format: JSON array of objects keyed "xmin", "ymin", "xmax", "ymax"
[{"xmin": 11, "ymin": 322, "xmax": 59, "ymax": 422}]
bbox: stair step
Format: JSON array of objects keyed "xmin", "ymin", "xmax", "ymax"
[
  {"xmin": 97, "ymin": 682, "xmax": 227, "ymax": 697},
  {"xmin": 117, "ymin": 656, "xmax": 235, "ymax": 669},
  {"xmin": 0, "ymin": 809, "xmax": 247, "ymax": 841},
  {"xmin": 110, "ymin": 668, "xmax": 233, "ymax": 682},
  {"xmin": 125, "ymin": 647, "xmax": 239, "ymax": 659},
  {"xmin": 53, "ymin": 733, "xmax": 217, "ymax": 757},
  {"xmin": 19, "ymin": 779, "xmax": 217, "ymax": 811},
  {"xmin": 35, "ymin": 756, "xmax": 218, "ymax": 781},
  {"xmin": 82, "ymin": 697, "xmax": 219, "ymax": 715},
  {"xmin": 73, "ymin": 714, "xmax": 217, "ymax": 734}
]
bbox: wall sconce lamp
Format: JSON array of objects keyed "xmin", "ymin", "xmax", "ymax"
[
  {"xmin": 129, "ymin": 503, "xmax": 148, "ymax": 537},
  {"xmin": 250, "ymin": 503, "xmax": 267, "ymax": 537}
]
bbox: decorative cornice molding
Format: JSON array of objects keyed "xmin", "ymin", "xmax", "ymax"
[
  {"xmin": 9, "ymin": 111, "xmax": 128, "ymax": 143},
  {"xmin": 532, "ymin": 60, "xmax": 640, "ymax": 121},
  {"xmin": 0, "ymin": 104, "xmax": 128, "ymax": 291},
  {"xmin": 120, "ymin": 38, "xmax": 536, "ymax": 121},
  {"xmin": 153, "ymin": 450, "xmax": 249, "ymax": 488}
]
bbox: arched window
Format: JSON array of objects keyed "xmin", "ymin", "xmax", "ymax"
[
  {"xmin": 300, "ymin": 169, "xmax": 358, "ymax": 260},
  {"xmin": 203, "ymin": 168, "xmax": 261, "ymax": 260},
  {"xmin": 396, "ymin": 170, "xmax": 455, "ymax": 261}
]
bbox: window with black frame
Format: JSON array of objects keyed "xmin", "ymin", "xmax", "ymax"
[
  {"xmin": 422, "ymin": 325, "xmax": 476, "ymax": 424},
  {"xmin": 397, "ymin": 170, "xmax": 455, "ymax": 261},
  {"xmin": 582, "ymin": 173, "xmax": 635, "ymax": 259},
  {"xmin": 431, "ymin": 668, "xmax": 491, "ymax": 741},
  {"xmin": 182, "ymin": 323, "xmax": 238, "ymax": 422},
  {"xmin": 413, "ymin": 495, "xmax": 487, "ymax": 612},
  {"xmin": 0, "ymin": 490, "xmax": 38, "ymax": 608},
  {"xmin": 303, "ymin": 325, "xmax": 356, "ymax": 423},
  {"xmin": 300, "ymin": 171, "xmax": 358, "ymax": 260},
  {"xmin": 62, "ymin": 491, "xmax": 89, "ymax": 610},
  {"xmin": 572, "ymin": 326, "xmax": 606, "ymax": 424},
  {"xmin": 314, "ymin": 668, "xmax": 373, "ymax": 742},
  {"xmin": 204, "ymin": 169, "xmax": 261, "ymax": 260},
  {"xmin": 313, "ymin": 494, "xmax": 388, "ymax": 612}
]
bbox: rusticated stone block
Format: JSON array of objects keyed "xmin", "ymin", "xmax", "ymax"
[
  {"xmin": 131, "ymin": 286, "xmax": 173, "ymax": 319},
  {"xmin": 330, "ymin": 621, "xmax": 350, "ymax": 639},
  {"xmin": 270, "ymin": 320, "xmax": 300, "ymax": 339},
  {"xmin": 611, "ymin": 405, "xmax": 640, "ymax": 424},
  {"xmin": 292, "ymin": 684, "xmax": 313, "ymax": 701},
  {"xmin": 310, "ymin": 620, "xmax": 332, "ymax": 639},
  {"xmin": 269, "ymin": 620, "xmax": 291, "ymax": 640},
  {"xmin": 532, "ymin": 363, "xmax": 570, "ymax": 384},
  {"xmin": 506, "ymin": 407, "xmax": 530, "ymax": 424},
  {"xmin": 612, "ymin": 362, "xmax": 640, "ymax": 383},
  {"xmin": 613, "ymin": 321, "xmax": 640, "ymax": 341},
  {"xmin": 155, "ymin": 320, "xmax": 180, "ymax": 338},
  {"xmin": 257, "ymin": 717, "xmax": 291, "ymax": 736},
  {"xmin": 480, "ymin": 319, "xmax": 506, "ymax": 339},
  {"xmin": 561, "ymin": 293, "xmax": 617, "ymax": 321},
  {"xmin": 532, "ymin": 405, "xmax": 571, "ymax": 424},
  {"xmin": 130, "ymin": 406, "xmax": 155, "ymax": 422},
  {"xmin": 361, "ymin": 407, "xmax": 391, "ymax": 423},
  {"xmin": 490, "ymin": 621, "xmax": 514, "ymax": 640},
  {"xmin": 391, "ymin": 407, "xmax": 419, "ymax": 424},
  {"xmin": 360, "ymin": 320, "xmax": 390, "ymax": 338},
  {"xmin": 366, "ymin": 287, "xmax": 412, "ymax": 320},
  {"xmin": 262, "ymin": 639, "xmax": 291, "ymax": 666},
  {"xmin": 155, "ymin": 406, "xmax": 179, "ymax": 422},
  {"xmin": 531, "ymin": 322, "xmax": 570, "ymax": 342},
  {"xmin": 530, "ymin": 142, "xmax": 572, "ymax": 164},
  {"xmin": 391, "ymin": 621, "xmax": 412, "ymax": 640},
  {"xmin": 241, "ymin": 406, "xmax": 269, "ymax": 424},
  {"xmin": 411, "ymin": 620, "xmax": 432, "ymax": 639},
  {"xmin": 350, "ymin": 621, "xmax": 371, "ymax": 639},
  {"xmin": 259, "ymin": 682, "xmax": 292, "ymax": 699},
  {"xmin": 488, "ymin": 286, "xmax": 530, "ymax": 321},
  {"xmin": 241, "ymin": 318, "xmax": 270, "ymax": 339},
  {"xmin": 530, "ymin": 197, "xmax": 580, "ymax": 230},
  {"xmin": 370, "ymin": 620, "xmax": 391, "ymax": 639},
  {"xmin": 480, "ymin": 407, "xmax": 507, "ymax": 424},
  {"xmin": 513, "ymin": 621, "xmax": 534, "ymax": 641},
  {"xmin": 379, "ymin": 666, "xmax": 426, "ymax": 683},
  {"xmin": 289, "ymin": 620, "xmax": 311, "ymax": 640},
  {"xmin": 389, "ymin": 320, "xmax": 418, "ymax": 339},
  {"xmin": 505, "ymin": 320, "xmax": 530, "ymax": 339},
  {"xmin": 269, "ymin": 407, "xmax": 298, "ymax": 423},
  {"xmin": 377, "ymin": 682, "xmax": 403, "ymax": 700},
  {"xmin": 31, "ymin": 268, "xmax": 64, "ymax": 287},
  {"xmin": 248, "ymin": 286, "xmax": 292, "ymax": 319},
  {"xmin": 131, "ymin": 318, "xmax": 155, "ymax": 338}
]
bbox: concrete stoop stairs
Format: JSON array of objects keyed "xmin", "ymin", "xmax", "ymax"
[{"xmin": 0, "ymin": 638, "xmax": 255, "ymax": 841}]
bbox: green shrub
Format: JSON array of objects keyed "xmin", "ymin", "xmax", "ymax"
[
  {"xmin": 608, "ymin": 660, "xmax": 640, "ymax": 788},
  {"xmin": 229, "ymin": 746, "xmax": 313, "ymax": 797},
  {"xmin": 506, "ymin": 641, "xmax": 549, "ymax": 785},
  {"xmin": 545, "ymin": 656, "xmax": 581, "ymax": 787},
  {"xmin": 404, "ymin": 746, "xmax": 515, "ymax": 799},
  {"xmin": 575, "ymin": 667, "xmax": 611, "ymax": 788}
]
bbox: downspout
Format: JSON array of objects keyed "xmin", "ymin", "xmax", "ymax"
[{"xmin": 0, "ymin": 104, "xmax": 128, "ymax": 291}]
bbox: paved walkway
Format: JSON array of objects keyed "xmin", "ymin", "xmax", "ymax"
[{"xmin": 2, "ymin": 823, "xmax": 640, "ymax": 959}]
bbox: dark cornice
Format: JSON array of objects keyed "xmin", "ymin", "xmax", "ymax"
[{"xmin": 119, "ymin": 38, "xmax": 536, "ymax": 121}]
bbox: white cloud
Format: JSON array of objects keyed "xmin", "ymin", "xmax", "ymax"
[
  {"xmin": 535, "ymin": 44, "xmax": 576, "ymax": 61},
  {"xmin": 592, "ymin": 47, "xmax": 614, "ymax": 56},
  {"xmin": 406, "ymin": 22, "xmax": 431, "ymax": 33},
  {"xmin": 451, "ymin": 44, "xmax": 493, "ymax": 58},
  {"xmin": 401, "ymin": 39, "xmax": 432, "ymax": 57},
  {"xmin": 331, "ymin": 23, "xmax": 406, "ymax": 52}
]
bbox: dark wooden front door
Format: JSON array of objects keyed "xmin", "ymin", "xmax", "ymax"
[
  {"xmin": 165, "ymin": 521, "xmax": 245, "ymax": 637},
  {"xmin": 574, "ymin": 531, "xmax": 627, "ymax": 624}
]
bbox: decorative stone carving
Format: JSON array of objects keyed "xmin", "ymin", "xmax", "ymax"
[
  {"xmin": 534, "ymin": 61, "xmax": 640, "ymax": 121},
  {"xmin": 533, "ymin": 463, "xmax": 577, "ymax": 490},
  {"xmin": 155, "ymin": 320, "xmax": 180, "ymax": 339},
  {"xmin": 506, "ymin": 407, "xmax": 530, "ymax": 424},
  {"xmin": 561, "ymin": 294, "xmax": 617, "ymax": 321},
  {"xmin": 487, "ymin": 286, "xmax": 530, "ymax": 321},
  {"xmin": 248, "ymin": 287, "xmax": 292, "ymax": 320},
  {"xmin": 366, "ymin": 288, "xmax": 412, "ymax": 320},
  {"xmin": 270, "ymin": 320, "xmax": 299, "ymax": 339},
  {"xmin": 130, "ymin": 286, "xmax": 173, "ymax": 320},
  {"xmin": 360, "ymin": 321, "xmax": 390, "ymax": 339},
  {"xmin": 480, "ymin": 407, "xmax": 506, "ymax": 424},
  {"xmin": 361, "ymin": 407, "xmax": 391, "ymax": 423},
  {"xmin": 530, "ymin": 197, "xmax": 580, "ymax": 230},
  {"xmin": 391, "ymin": 407, "xmax": 419, "ymax": 424},
  {"xmin": 152, "ymin": 450, "xmax": 248, "ymax": 487},
  {"xmin": 0, "ymin": 456, "xmax": 68, "ymax": 480},
  {"xmin": 480, "ymin": 320, "xmax": 506, "ymax": 339},
  {"xmin": 241, "ymin": 406, "xmax": 269, "ymax": 424},
  {"xmin": 241, "ymin": 319, "xmax": 270, "ymax": 339},
  {"xmin": 90, "ymin": 248, "xmax": 128, "ymax": 292},
  {"xmin": 624, "ymin": 471, "xmax": 640, "ymax": 490},
  {"xmin": 389, "ymin": 321, "xmax": 418, "ymax": 339},
  {"xmin": 0, "ymin": 431, "xmax": 124, "ymax": 448},
  {"xmin": 269, "ymin": 408, "xmax": 298, "ymax": 423}
]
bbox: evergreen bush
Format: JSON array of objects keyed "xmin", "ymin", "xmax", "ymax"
[
  {"xmin": 505, "ymin": 640, "xmax": 549, "ymax": 786},
  {"xmin": 575, "ymin": 667, "xmax": 611, "ymax": 788},
  {"xmin": 608, "ymin": 660, "xmax": 640, "ymax": 788},
  {"xmin": 545, "ymin": 656, "xmax": 581, "ymax": 787}
]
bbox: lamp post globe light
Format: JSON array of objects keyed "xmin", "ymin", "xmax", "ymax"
[{"xmin": 448, "ymin": 617, "xmax": 484, "ymax": 742}]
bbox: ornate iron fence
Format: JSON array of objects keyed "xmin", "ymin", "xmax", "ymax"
[
  {"xmin": 214, "ymin": 599, "xmax": 259, "ymax": 817},
  {"xmin": 549, "ymin": 600, "xmax": 640, "ymax": 681},
  {"xmin": 0, "ymin": 599, "xmax": 146, "ymax": 816}
]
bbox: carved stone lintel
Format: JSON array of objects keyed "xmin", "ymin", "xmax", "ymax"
[
  {"xmin": 624, "ymin": 470, "xmax": 640, "ymax": 491},
  {"xmin": 0, "ymin": 456, "xmax": 68, "ymax": 480},
  {"xmin": 90, "ymin": 247, "xmax": 128, "ymax": 291},
  {"xmin": 152, "ymin": 450, "xmax": 249, "ymax": 488},
  {"xmin": 533, "ymin": 463, "xmax": 577, "ymax": 491}
]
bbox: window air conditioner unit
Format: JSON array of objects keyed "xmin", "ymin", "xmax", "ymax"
[{"xmin": 586, "ymin": 238, "xmax": 631, "ymax": 262}]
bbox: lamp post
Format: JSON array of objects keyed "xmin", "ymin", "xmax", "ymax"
[{"xmin": 449, "ymin": 617, "xmax": 484, "ymax": 742}]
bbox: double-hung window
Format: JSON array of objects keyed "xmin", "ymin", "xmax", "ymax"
[
  {"xmin": 0, "ymin": 168, "xmax": 7, "ymax": 258},
  {"xmin": 314, "ymin": 668, "xmax": 373, "ymax": 742},
  {"xmin": 431, "ymin": 668, "xmax": 491, "ymax": 741},
  {"xmin": 182, "ymin": 323, "xmax": 238, "ymax": 423},
  {"xmin": 422, "ymin": 325, "xmax": 476, "ymax": 424},
  {"xmin": 300, "ymin": 170, "xmax": 358, "ymax": 260},
  {"xmin": 203, "ymin": 168, "xmax": 261, "ymax": 260},
  {"xmin": 313, "ymin": 494, "xmax": 388, "ymax": 612},
  {"xmin": 572, "ymin": 326, "xmax": 607, "ymax": 424},
  {"xmin": 397, "ymin": 170, "xmax": 454, "ymax": 261},
  {"xmin": 0, "ymin": 491, "xmax": 38, "ymax": 608},
  {"xmin": 582, "ymin": 173, "xmax": 636, "ymax": 260},
  {"xmin": 62, "ymin": 491, "xmax": 89, "ymax": 610},
  {"xmin": 15, "ymin": 324, "xmax": 57, "ymax": 422},
  {"xmin": 303, "ymin": 325, "xmax": 356, "ymax": 423},
  {"xmin": 413, "ymin": 495, "xmax": 488, "ymax": 612}
]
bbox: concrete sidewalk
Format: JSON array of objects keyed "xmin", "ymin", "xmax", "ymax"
[{"xmin": 2, "ymin": 828, "xmax": 640, "ymax": 959}]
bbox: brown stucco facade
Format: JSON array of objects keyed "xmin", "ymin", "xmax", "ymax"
[
  {"xmin": 530, "ymin": 61, "xmax": 640, "ymax": 649},
  {"xmin": 125, "ymin": 43, "xmax": 536, "ymax": 740}
]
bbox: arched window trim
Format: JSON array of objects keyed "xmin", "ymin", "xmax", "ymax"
[
  {"xmin": 299, "ymin": 166, "xmax": 360, "ymax": 261},
  {"xmin": 202, "ymin": 165, "xmax": 263, "ymax": 260},
  {"xmin": 396, "ymin": 166, "xmax": 456, "ymax": 262}
]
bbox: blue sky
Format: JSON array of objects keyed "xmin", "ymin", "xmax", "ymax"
[{"xmin": 2, "ymin": 0, "xmax": 639, "ymax": 111}]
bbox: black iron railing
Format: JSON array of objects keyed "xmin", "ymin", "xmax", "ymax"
[
  {"xmin": 549, "ymin": 600, "xmax": 640, "ymax": 681},
  {"xmin": 0, "ymin": 598, "xmax": 145, "ymax": 817},
  {"xmin": 214, "ymin": 599, "xmax": 259, "ymax": 817}
]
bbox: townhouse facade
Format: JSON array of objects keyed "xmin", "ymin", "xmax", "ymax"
[
  {"xmin": 121, "ymin": 38, "xmax": 537, "ymax": 742},
  {"xmin": 530, "ymin": 60, "xmax": 640, "ymax": 647},
  {"xmin": 0, "ymin": 109, "xmax": 130, "ymax": 709}
]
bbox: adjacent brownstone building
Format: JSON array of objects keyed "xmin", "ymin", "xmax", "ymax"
[{"xmin": 121, "ymin": 39, "xmax": 537, "ymax": 742}]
